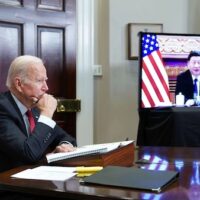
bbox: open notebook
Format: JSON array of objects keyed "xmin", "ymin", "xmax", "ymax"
[
  {"xmin": 46, "ymin": 140, "xmax": 134, "ymax": 163},
  {"xmin": 82, "ymin": 166, "xmax": 179, "ymax": 192}
]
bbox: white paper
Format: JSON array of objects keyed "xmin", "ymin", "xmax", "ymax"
[
  {"xmin": 46, "ymin": 140, "xmax": 134, "ymax": 163},
  {"xmin": 46, "ymin": 145, "xmax": 108, "ymax": 163},
  {"xmin": 11, "ymin": 166, "xmax": 76, "ymax": 181},
  {"xmin": 83, "ymin": 140, "xmax": 134, "ymax": 151}
]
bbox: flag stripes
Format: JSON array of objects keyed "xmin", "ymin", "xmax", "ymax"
[{"xmin": 141, "ymin": 34, "xmax": 171, "ymax": 108}]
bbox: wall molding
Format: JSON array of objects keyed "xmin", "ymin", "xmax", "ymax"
[{"xmin": 76, "ymin": 0, "xmax": 94, "ymax": 146}]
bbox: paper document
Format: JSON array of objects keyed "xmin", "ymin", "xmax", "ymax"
[
  {"xmin": 11, "ymin": 166, "xmax": 76, "ymax": 181},
  {"xmin": 83, "ymin": 140, "xmax": 134, "ymax": 152},
  {"xmin": 46, "ymin": 140, "xmax": 134, "ymax": 164}
]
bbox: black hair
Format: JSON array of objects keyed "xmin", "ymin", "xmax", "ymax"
[{"xmin": 187, "ymin": 50, "xmax": 200, "ymax": 61}]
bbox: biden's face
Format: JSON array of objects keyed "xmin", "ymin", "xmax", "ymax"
[{"xmin": 16, "ymin": 63, "xmax": 49, "ymax": 108}]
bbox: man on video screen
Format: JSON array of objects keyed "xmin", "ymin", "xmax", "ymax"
[{"xmin": 175, "ymin": 51, "xmax": 200, "ymax": 106}]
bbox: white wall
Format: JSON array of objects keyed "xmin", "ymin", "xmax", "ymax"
[
  {"xmin": 76, "ymin": 0, "xmax": 200, "ymax": 145},
  {"xmin": 188, "ymin": 0, "xmax": 200, "ymax": 33},
  {"xmin": 93, "ymin": 0, "xmax": 189, "ymax": 144}
]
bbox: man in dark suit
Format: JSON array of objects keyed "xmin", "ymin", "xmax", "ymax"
[
  {"xmin": 0, "ymin": 55, "xmax": 76, "ymax": 173},
  {"xmin": 175, "ymin": 51, "xmax": 200, "ymax": 106},
  {"xmin": 0, "ymin": 55, "xmax": 77, "ymax": 199}
]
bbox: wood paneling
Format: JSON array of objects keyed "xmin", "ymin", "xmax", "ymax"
[
  {"xmin": 37, "ymin": 0, "xmax": 64, "ymax": 11},
  {"xmin": 0, "ymin": 0, "xmax": 77, "ymax": 138},
  {"xmin": 0, "ymin": 22, "xmax": 23, "ymax": 92},
  {"xmin": 37, "ymin": 27, "xmax": 64, "ymax": 96},
  {"xmin": 0, "ymin": 0, "xmax": 22, "ymax": 6}
]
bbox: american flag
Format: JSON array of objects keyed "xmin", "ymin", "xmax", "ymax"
[{"xmin": 141, "ymin": 34, "xmax": 171, "ymax": 108}]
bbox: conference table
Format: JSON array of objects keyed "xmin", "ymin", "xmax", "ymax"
[
  {"xmin": 0, "ymin": 146, "xmax": 199, "ymax": 200},
  {"xmin": 137, "ymin": 106, "xmax": 200, "ymax": 146}
]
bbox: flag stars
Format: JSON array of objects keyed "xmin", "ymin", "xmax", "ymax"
[
  {"xmin": 143, "ymin": 50, "xmax": 147, "ymax": 54},
  {"xmin": 141, "ymin": 34, "xmax": 159, "ymax": 57},
  {"xmin": 146, "ymin": 39, "xmax": 150, "ymax": 43}
]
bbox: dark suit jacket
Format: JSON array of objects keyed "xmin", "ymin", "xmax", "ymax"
[
  {"xmin": 175, "ymin": 70, "xmax": 194, "ymax": 101},
  {"xmin": 0, "ymin": 91, "xmax": 76, "ymax": 172}
]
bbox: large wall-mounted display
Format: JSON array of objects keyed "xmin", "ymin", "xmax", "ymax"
[{"xmin": 138, "ymin": 32, "xmax": 200, "ymax": 108}]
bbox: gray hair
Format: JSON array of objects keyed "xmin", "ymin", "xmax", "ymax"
[{"xmin": 6, "ymin": 55, "xmax": 43, "ymax": 88}]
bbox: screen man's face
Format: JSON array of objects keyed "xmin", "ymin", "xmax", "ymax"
[{"xmin": 188, "ymin": 56, "xmax": 200, "ymax": 77}]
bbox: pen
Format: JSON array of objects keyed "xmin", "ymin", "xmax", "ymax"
[
  {"xmin": 75, "ymin": 166, "xmax": 103, "ymax": 177},
  {"xmin": 76, "ymin": 172, "xmax": 94, "ymax": 177},
  {"xmin": 75, "ymin": 166, "xmax": 103, "ymax": 173}
]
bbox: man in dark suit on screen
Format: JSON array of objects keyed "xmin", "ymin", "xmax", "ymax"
[{"xmin": 175, "ymin": 51, "xmax": 200, "ymax": 106}]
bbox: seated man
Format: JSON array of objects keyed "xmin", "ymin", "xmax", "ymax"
[
  {"xmin": 0, "ymin": 55, "xmax": 76, "ymax": 172},
  {"xmin": 175, "ymin": 50, "xmax": 200, "ymax": 106}
]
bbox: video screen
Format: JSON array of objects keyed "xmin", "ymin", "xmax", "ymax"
[{"xmin": 139, "ymin": 32, "xmax": 200, "ymax": 109}]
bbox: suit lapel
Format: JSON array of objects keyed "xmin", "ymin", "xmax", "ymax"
[
  {"xmin": 185, "ymin": 70, "xmax": 194, "ymax": 96},
  {"xmin": 5, "ymin": 92, "xmax": 28, "ymax": 135}
]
